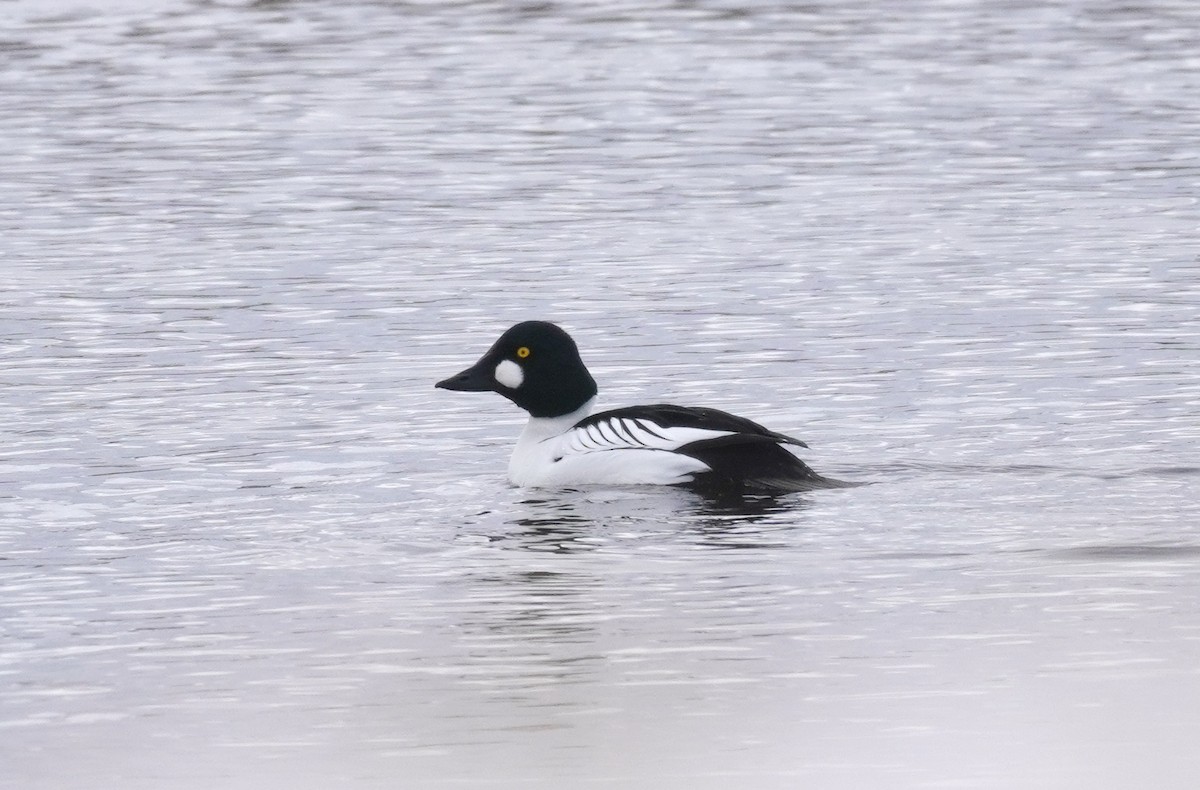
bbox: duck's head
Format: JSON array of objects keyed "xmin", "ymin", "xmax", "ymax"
[{"xmin": 435, "ymin": 321, "xmax": 598, "ymax": 418}]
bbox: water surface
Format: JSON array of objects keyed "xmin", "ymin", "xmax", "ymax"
[{"xmin": 2, "ymin": 1, "xmax": 1198, "ymax": 788}]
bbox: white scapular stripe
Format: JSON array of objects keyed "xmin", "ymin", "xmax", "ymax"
[{"xmin": 561, "ymin": 417, "xmax": 732, "ymax": 455}]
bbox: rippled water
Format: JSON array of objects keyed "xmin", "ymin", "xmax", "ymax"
[{"xmin": 3, "ymin": 1, "xmax": 1199, "ymax": 788}]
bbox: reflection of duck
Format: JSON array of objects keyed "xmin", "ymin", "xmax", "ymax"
[
  {"xmin": 502, "ymin": 489, "xmax": 810, "ymax": 553},
  {"xmin": 436, "ymin": 321, "xmax": 854, "ymax": 494}
]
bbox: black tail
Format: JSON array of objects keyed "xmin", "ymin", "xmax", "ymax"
[{"xmin": 678, "ymin": 435, "xmax": 857, "ymax": 495}]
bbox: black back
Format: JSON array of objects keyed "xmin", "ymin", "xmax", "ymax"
[{"xmin": 577, "ymin": 404, "xmax": 808, "ymax": 448}]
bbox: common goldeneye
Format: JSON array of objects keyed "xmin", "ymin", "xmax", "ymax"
[{"xmin": 435, "ymin": 321, "xmax": 847, "ymax": 493}]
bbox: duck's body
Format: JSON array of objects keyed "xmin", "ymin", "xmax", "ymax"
[{"xmin": 436, "ymin": 321, "xmax": 845, "ymax": 494}]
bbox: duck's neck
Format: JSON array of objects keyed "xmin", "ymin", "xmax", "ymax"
[{"xmin": 518, "ymin": 397, "xmax": 597, "ymax": 443}]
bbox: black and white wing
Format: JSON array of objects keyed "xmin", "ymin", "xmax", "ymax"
[
  {"xmin": 563, "ymin": 408, "xmax": 736, "ymax": 455},
  {"xmin": 570, "ymin": 404, "xmax": 807, "ymax": 451},
  {"xmin": 568, "ymin": 404, "xmax": 831, "ymax": 493}
]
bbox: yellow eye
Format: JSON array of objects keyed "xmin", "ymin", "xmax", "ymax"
[{"xmin": 516, "ymin": 346, "xmax": 531, "ymax": 359}]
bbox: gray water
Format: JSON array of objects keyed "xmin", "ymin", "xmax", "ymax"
[{"xmin": 2, "ymin": 1, "xmax": 1199, "ymax": 788}]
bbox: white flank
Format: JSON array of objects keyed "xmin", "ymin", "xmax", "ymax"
[{"xmin": 507, "ymin": 401, "xmax": 727, "ymax": 488}]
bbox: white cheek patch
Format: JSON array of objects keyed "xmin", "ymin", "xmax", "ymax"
[{"xmin": 494, "ymin": 359, "xmax": 524, "ymax": 390}]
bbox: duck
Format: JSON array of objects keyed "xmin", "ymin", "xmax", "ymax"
[{"xmin": 435, "ymin": 321, "xmax": 848, "ymax": 493}]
